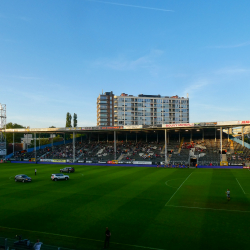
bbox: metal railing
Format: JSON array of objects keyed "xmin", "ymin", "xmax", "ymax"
[
  {"xmin": 0, "ymin": 237, "xmax": 75, "ymax": 250},
  {"xmin": 231, "ymin": 137, "xmax": 250, "ymax": 149}
]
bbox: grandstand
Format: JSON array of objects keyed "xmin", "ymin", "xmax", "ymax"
[
  {"xmin": 6, "ymin": 132, "xmax": 250, "ymax": 168},
  {"xmin": 3, "ymin": 120, "xmax": 250, "ymax": 167}
]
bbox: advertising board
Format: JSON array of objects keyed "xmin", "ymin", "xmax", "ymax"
[
  {"xmin": 194, "ymin": 122, "xmax": 217, "ymax": 126},
  {"xmin": 124, "ymin": 125, "xmax": 143, "ymax": 129},
  {"xmin": 217, "ymin": 120, "xmax": 250, "ymax": 126},
  {"xmin": 133, "ymin": 161, "xmax": 152, "ymax": 165},
  {"xmin": 81, "ymin": 126, "xmax": 123, "ymax": 131},
  {"xmin": 217, "ymin": 121, "xmax": 240, "ymax": 126},
  {"xmin": 239, "ymin": 120, "xmax": 250, "ymax": 124},
  {"xmin": 162, "ymin": 123, "xmax": 194, "ymax": 128},
  {"xmin": 53, "ymin": 159, "xmax": 66, "ymax": 163}
]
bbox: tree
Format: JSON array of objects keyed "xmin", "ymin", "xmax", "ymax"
[
  {"xmin": 73, "ymin": 113, "xmax": 77, "ymax": 127},
  {"xmin": 5, "ymin": 122, "xmax": 25, "ymax": 144},
  {"xmin": 66, "ymin": 112, "xmax": 72, "ymax": 127}
]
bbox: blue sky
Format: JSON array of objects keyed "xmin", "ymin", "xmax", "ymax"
[{"xmin": 1, "ymin": 0, "xmax": 250, "ymax": 128}]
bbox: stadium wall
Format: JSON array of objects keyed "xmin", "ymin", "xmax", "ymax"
[{"xmin": 9, "ymin": 161, "xmax": 244, "ymax": 169}]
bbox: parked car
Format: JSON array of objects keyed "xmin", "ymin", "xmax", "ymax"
[
  {"xmin": 15, "ymin": 175, "xmax": 32, "ymax": 183},
  {"xmin": 60, "ymin": 167, "xmax": 75, "ymax": 173},
  {"xmin": 51, "ymin": 173, "xmax": 69, "ymax": 181}
]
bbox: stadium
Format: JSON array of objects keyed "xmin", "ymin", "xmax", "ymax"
[
  {"xmin": 1, "ymin": 1, "xmax": 250, "ymax": 248},
  {"xmin": 1, "ymin": 119, "xmax": 250, "ymax": 249}
]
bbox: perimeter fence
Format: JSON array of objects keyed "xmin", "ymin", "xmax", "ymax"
[{"xmin": 0, "ymin": 237, "xmax": 77, "ymax": 250}]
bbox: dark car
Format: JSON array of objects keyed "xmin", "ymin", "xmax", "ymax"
[
  {"xmin": 60, "ymin": 167, "xmax": 75, "ymax": 173},
  {"xmin": 15, "ymin": 175, "xmax": 32, "ymax": 183}
]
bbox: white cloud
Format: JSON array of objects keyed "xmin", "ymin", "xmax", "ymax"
[
  {"xmin": 207, "ymin": 41, "xmax": 250, "ymax": 49},
  {"xmin": 182, "ymin": 79, "xmax": 210, "ymax": 97},
  {"xmin": 85, "ymin": 0, "xmax": 174, "ymax": 12},
  {"xmin": 92, "ymin": 50, "xmax": 164, "ymax": 72},
  {"xmin": 215, "ymin": 67, "xmax": 250, "ymax": 75}
]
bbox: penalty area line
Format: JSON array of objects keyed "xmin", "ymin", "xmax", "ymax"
[
  {"xmin": 166, "ymin": 205, "xmax": 250, "ymax": 213},
  {"xmin": 0, "ymin": 226, "xmax": 165, "ymax": 250},
  {"xmin": 165, "ymin": 173, "xmax": 192, "ymax": 206}
]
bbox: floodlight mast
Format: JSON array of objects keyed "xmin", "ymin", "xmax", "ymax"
[{"xmin": 0, "ymin": 104, "xmax": 7, "ymax": 142}]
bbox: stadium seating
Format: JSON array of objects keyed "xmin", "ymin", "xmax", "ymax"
[{"xmin": 11, "ymin": 136, "xmax": 250, "ymax": 166}]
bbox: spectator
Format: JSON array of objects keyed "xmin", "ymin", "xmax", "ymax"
[
  {"xmin": 33, "ymin": 239, "xmax": 43, "ymax": 250},
  {"xmin": 104, "ymin": 227, "xmax": 111, "ymax": 249}
]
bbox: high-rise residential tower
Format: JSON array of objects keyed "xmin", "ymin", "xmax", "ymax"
[
  {"xmin": 97, "ymin": 92, "xmax": 189, "ymax": 126},
  {"xmin": 97, "ymin": 91, "xmax": 114, "ymax": 126}
]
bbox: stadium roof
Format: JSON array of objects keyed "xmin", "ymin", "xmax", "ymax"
[{"xmin": 1, "ymin": 120, "xmax": 250, "ymax": 133}]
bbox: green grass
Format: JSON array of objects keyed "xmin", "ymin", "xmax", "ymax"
[{"xmin": 1, "ymin": 163, "xmax": 250, "ymax": 250}]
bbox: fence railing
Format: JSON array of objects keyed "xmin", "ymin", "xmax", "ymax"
[
  {"xmin": 230, "ymin": 137, "xmax": 250, "ymax": 149},
  {"xmin": 0, "ymin": 237, "xmax": 75, "ymax": 250}
]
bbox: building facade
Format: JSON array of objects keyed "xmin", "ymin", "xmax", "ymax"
[
  {"xmin": 97, "ymin": 91, "xmax": 114, "ymax": 126},
  {"xmin": 97, "ymin": 92, "xmax": 189, "ymax": 126}
]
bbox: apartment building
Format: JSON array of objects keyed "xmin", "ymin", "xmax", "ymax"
[
  {"xmin": 97, "ymin": 92, "xmax": 189, "ymax": 126},
  {"xmin": 97, "ymin": 91, "xmax": 114, "ymax": 126}
]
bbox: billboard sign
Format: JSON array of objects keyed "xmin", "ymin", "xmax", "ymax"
[
  {"xmin": 81, "ymin": 126, "xmax": 123, "ymax": 130},
  {"xmin": 40, "ymin": 159, "xmax": 52, "ymax": 162},
  {"xmin": 194, "ymin": 122, "xmax": 217, "ymax": 126},
  {"xmin": 217, "ymin": 121, "xmax": 250, "ymax": 126},
  {"xmin": 52, "ymin": 159, "xmax": 66, "ymax": 163},
  {"xmin": 239, "ymin": 120, "xmax": 250, "ymax": 124},
  {"xmin": 124, "ymin": 125, "xmax": 143, "ymax": 129},
  {"xmin": 133, "ymin": 161, "xmax": 152, "ymax": 165},
  {"xmin": 162, "ymin": 123, "xmax": 194, "ymax": 128}
]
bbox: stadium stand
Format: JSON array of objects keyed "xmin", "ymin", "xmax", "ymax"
[{"xmin": 11, "ymin": 134, "xmax": 250, "ymax": 166}]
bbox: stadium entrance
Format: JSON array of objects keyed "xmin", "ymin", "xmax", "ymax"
[{"xmin": 190, "ymin": 157, "xmax": 197, "ymax": 167}]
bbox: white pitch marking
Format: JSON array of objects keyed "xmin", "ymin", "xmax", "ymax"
[
  {"xmin": 165, "ymin": 173, "xmax": 193, "ymax": 206},
  {"xmin": 165, "ymin": 178, "xmax": 184, "ymax": 189},
  {"xmin": 166, "ymin": 204, "xmax": 250, "ymax": 213},
  {"xmin": 0, "ymin": 225, "xmax": 165, "ymax": 250},
  {"xmin": 236, "ymin": 178, "xmax": 247, "ymax": 194}
]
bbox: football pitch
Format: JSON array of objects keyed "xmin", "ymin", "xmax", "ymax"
[{"xmin": 1, "ymin": 163, "xmax": 250, "ymax": 250}]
